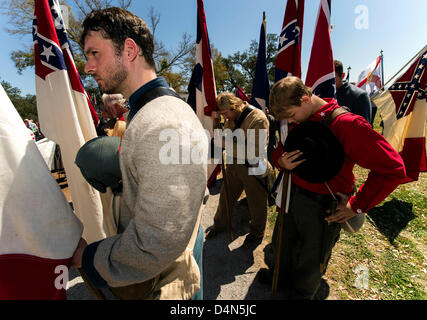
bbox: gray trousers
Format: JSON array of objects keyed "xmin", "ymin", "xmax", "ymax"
[{"xmin": 270, "ymin": 184, "xmax": 341, "ymax": 299}]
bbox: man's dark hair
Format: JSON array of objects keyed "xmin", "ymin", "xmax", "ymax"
[
  {"xmin": 334, "ymin": 60, "xmax": 343, "ymax": 75},
  {"xmin": 80, "ymin": 7, "xmax": 155, "ymax": 68}
]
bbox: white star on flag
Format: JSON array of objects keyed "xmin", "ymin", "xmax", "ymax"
[
  {"xmin": 41, "ymin": 45, "xmax": 55, "ymax": 62},
  {"xmin": 280, "ymin": 34, "xmax": 288, "ymax": 46},
  {"xmin": 54, "ymin": 16, "xmax": 63, "ymax": 29}
]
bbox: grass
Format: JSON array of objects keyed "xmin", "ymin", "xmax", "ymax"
[{"xmin": 265, "ymin": 114, "xmax": 427, "ymax": 300}]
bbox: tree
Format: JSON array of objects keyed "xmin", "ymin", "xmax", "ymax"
[
  {"xmin": 181, "ymin": 43, "xmax": 231, "ymax": 93},
  {"xmin": 222, "ymin": 33, "xmax": 278, "ymax": 94},
  {"xmin": 1, "ymin": 1, "xmax": 194, "ymax": 90}
]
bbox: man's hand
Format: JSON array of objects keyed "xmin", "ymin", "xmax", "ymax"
[
  {"xmin": 71, "ymin": 238, "xmax": 87, "ymax": 269},
  {"xmin": 277, "ymin": 150, "xmax": 306, "ymax": 170},
  {"xmin": 325, "ymin": 192, "xmax": 357, "ymax": 223}
]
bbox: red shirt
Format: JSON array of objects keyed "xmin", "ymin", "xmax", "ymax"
[{"xmin": 273, "ymin": 98, "xmax": 406, "ymax": 213}]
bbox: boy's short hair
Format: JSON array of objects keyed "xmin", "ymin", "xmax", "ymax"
[
  {"xmin": 216, "ymin": 92, "xmax": 245, "ymax": 112},
  {"xmin": 80, "ymin": 7, "xmax": 155, "ymax": 68},
  {"xmin": 334, "ymin": 60, "xmax": 343, "ymax": 75},
  {"xmin": 269, "ymin": 76, "xmax": 312, "ymax": 118}
]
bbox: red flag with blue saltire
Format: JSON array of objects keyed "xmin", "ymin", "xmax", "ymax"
[
  {"xmin": 187, "ymin": 0, "xmax": 219, "ymax": 186},
  {"xmin": 273, "ymin": 0, "xmax": 305, "ymax": 208},
  {"xmin": 250, "ymin": 13, "xmax": 270, "ymax": 113},
  {"xmin": 275, "ymin": 0, "xmax": 305, "ymax": 81},
  {"xmin": 305, "ymin": 0, "xmax": 335, "ymax": 98},
  {"xmin": 33, "ymin": 0, "xmax": 107, "ymax": 243}
]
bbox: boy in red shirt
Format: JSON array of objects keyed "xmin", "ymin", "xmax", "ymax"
[{"xmin": 262, "ymin": 76, "xmax": 406, "ymax": 299}]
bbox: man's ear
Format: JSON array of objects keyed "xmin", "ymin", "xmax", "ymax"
[{"xmin": 123, "ymin": 38, "xmax": 139, "ymax": 62}]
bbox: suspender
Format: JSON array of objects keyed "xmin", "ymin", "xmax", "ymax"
[
  {"xmin": 322, "ymin": 107, "xmax": 349, "ymax": 126},
  {"xmin": 234, "ymin": 105, "xmax": 256, "ymax": 129},
  {"xmin": 127, "ymin": 86, "xmax": 181, "ymax": 123}
]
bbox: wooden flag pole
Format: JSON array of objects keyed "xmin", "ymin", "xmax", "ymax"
[
  {"xmin": 78, "ymin": 268, "xmax": 107, "ymax": 300},
  {"xmin": 271, "ymin": 170, "xmax": 290, "ymax": 299},
  {"xmin": 380, "ymin": 50, "xmax": 385, "ymax": 90},
  {"xmin": 221, "ymin": 150, "xmax": 234, "ymax": 242}
]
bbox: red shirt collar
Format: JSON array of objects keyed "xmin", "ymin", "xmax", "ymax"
[
  {"xmin": 288, "ymin": 98, "xmax": 340, "ymax": 130},
  {"xmin": 309, "ymin": 98, "xmax": 340, "ymax": 122}
]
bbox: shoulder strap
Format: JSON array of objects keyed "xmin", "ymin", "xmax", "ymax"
[
  {"xmin": 234, "ymin": 105, "xmax": 256, "ymax": 129},
  {"xmin": 128, "ymin": 86, "xmax": 181, "ymax": 123},
  {"xmin": 322, "ymin": 107, "xmax": 349, "ymax": 127}
]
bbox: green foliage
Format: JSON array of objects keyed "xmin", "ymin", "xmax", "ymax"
[
  {"xmin": 222, "ymin": 33, "xmax": 278, "ymax": 94},
  {"xmin": 10, "ymin": 48, "xmax": 35, "ymax": 75}
]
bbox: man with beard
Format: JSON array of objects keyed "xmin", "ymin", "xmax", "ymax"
[{"xmin": 71, "ymin": 7, "xmax": 208, "ymax": 300}]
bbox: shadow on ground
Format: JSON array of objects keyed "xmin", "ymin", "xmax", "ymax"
[
  {"xmin": 203, "ymin": 198, "xmax": 280, "ymax": 300},
  {"xmin": 368, "ymin": 198, "xmax": 416, "ymax": 244}
]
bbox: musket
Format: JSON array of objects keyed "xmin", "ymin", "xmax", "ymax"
[{"xmin": 271, "ymin": 169, "xmax": 290, "ymax": 299}]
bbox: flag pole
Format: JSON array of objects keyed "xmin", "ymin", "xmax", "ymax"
[
  {"xmin": 221, "ymin": 148, "xmax": 234, "ymax": 242},
  {"xmin": 78, "ymin": 268, "xmax": 107, "ymax": 300},
  {"xmin": 217, "ymin": 120, "xmax": 234, "ymax": 242},
  {"xmin": 346, "ymin": 66, "xmax": 351, "ymax": 82},
  {"xmin": 271, "ymin": 170, "xmax": 290, "ymax": 299},
  {"xmin": 380, "ymin": 50, "xmax": 384, "ymax": 88}
]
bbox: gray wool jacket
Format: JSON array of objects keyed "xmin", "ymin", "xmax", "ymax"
[{"xmin": 90, "ymin": 95, "xmax": 208, "ymax": 288}]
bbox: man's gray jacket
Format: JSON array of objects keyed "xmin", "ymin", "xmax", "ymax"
[{"xmin": 82, "ymin": 92, "xmax": 208, "ymax": 294}]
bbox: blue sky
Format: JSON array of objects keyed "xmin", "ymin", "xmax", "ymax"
[{"xmin": 1, "ymin": 0, "xmax": 426, "ymax": 95}]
